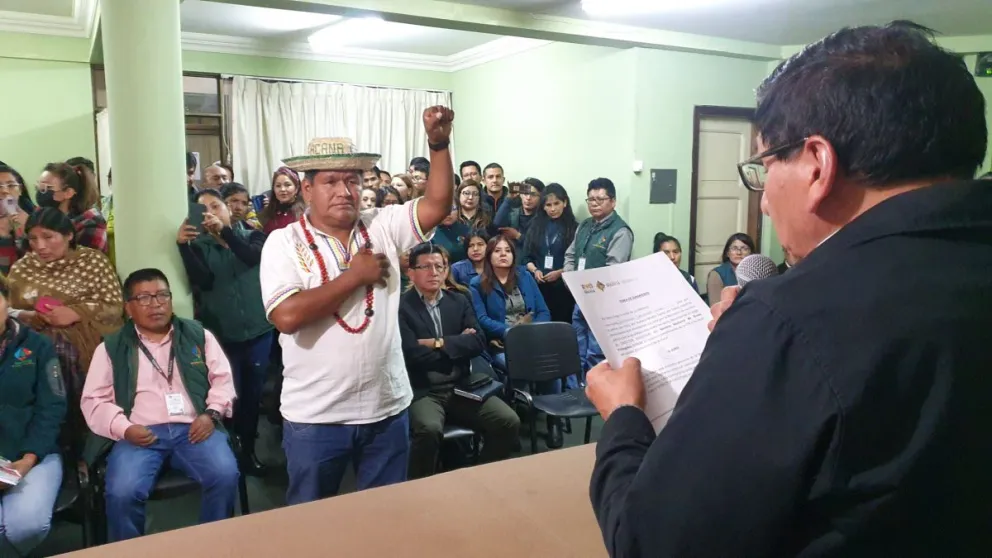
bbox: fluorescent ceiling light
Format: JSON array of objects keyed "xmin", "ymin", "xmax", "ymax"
[
  {"xmin": 308, "ymin": 17, "xmax": 392, "ymax": 52},
  {"xmin": 581, "ymin": 0, "xmax": 729, "ymax": 16}
]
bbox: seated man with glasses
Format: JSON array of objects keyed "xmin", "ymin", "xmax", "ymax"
[
  {"xmin": 400, "ymin": 243, "xmax": 520, "ymax": 479},
  {"xmin": 81, "ymin": 268, "xmax": 239, "ymax": 542},
  {"xmin": 562, "ymin": 178, "xmax": 632, "ymax": 386}
]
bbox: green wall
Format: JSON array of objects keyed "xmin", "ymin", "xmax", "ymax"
[
  {"xmin": 452, "ymin": 42, "xmax": 637, "ymax": 222},
  {"xmin": 630, "ymin": 48, "xmax": 772, "ymax": 260},
  {"xmin": 182, "ymin": 51, "xmax": 452, "ymax": 91},
  {"xmin": 0, "ymin": 57, "xmax": 95, "ymax": 184},
  {"xmin": 451, "ymin": 41, "xmax": 777, "ymax": 264}
]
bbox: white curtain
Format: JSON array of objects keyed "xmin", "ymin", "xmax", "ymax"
[{"xmin": 231, "ymin": 76, "xmax": 452, "ymax": 194}]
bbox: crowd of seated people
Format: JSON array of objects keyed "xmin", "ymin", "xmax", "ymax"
[{"xmin": 0, "ymin": 144, "xmax": 793, "ymax": 553}]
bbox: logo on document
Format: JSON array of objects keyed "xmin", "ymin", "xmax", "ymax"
[
  {"xmin": 581, "ymin": 283, "xmax": 596, "ymax": 294},
  {"xmin": 596, "ymin": 281, "xmax": 606, "ymax": 292}
]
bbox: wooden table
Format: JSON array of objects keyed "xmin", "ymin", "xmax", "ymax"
[{"xmin": 62, "ymin": 445, "xmax": 606, "ymax": 557}]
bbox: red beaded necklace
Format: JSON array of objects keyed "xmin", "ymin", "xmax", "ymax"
[{"xmin": 299, "ymin": 215, "xmax": 374, "ymax": 334}]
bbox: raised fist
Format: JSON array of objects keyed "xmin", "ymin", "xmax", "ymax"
[{"xmin": 423, "ymin": 106, "xmax": 454, "ymax": 145}]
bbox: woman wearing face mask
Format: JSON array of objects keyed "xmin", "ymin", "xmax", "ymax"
[
  {"xmin": 360, "ymin": 187, "xmax": 380, "ymax": 210},
  {"xmin": 522, "ymin": 183, "xmax": 578, "ymax": 324},
  {"xmin": 35, "ymin": 162, "xmax": 107, "ymax": 254},
  {"xmin": 6, "ymin": 208, "xmax": 124, "ymax": 440},
  {"xmin": 259, "ymin": 167, "xmax": 305, "ymax": 234},
  {"xmin": 450, "ymin": 230, "xmax": 490, "ymax": 288},
  {"xmin": 468, "ymin": 235, "xmax": 563, "ymax": 448},
  {"xmin": 0, "ymin": 164, "xmax": 35, "ymax": 276},
  {"xmin": 456, "ymin": 180, "xmax": 491, "ymax": 230},
  {"xmin": 431, "ymin": 205, "xmax": 471, "ymax": 264},
  {"xmin": 654, "ymin": 233, "xmax": 700, "ymax": 295},
  {"xmin": 706, "ymin": 232, "xmax": 756, "ymax": 303}
]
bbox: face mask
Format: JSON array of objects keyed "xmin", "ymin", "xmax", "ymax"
[{"xmin": 36, "ymin": 190, "xmax": 58, "ymax": 208}]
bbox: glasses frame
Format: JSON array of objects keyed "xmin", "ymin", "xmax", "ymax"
[
  {"xmin": 129, "ymin": 292, "xmax": 173, "ymax": 307},
  {"xmin": 737, "ymin": 137, "xmax": 809, "ymax": 192},
  {"xmin": 411, "ymin": 264, "xmax": 448, "ymax": 273}
]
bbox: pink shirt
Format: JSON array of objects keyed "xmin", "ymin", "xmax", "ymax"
[{"xmin": 81, "ymin": 326, "xmax": 236, "ymax": 441}]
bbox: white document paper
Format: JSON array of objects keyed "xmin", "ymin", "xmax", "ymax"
[{"xmin": 564, "ymin": 252, "xmax": 711, "ymax": 432}]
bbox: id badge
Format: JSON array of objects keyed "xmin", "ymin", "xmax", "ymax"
[
  {"xmin": 165, "ymin": 393, "xmax": 186, "ymax": 416},
  {"xmin": 544, "ymin": 255, "xmax": 554, "ymax": 269},
  {"xmin": 578, "ymin": 257, "xmax": 587, "ymax": 271}
]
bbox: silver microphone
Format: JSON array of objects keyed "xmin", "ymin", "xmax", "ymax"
[{"xmin": 735, "ymin": 254, "xmax": 779, "ymax": 287}]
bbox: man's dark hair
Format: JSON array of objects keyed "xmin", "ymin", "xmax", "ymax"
[
  {"xmin": 523, "ymin": 177, "xmax": 545, "ymax": 192},
  {"xmin": 220, "ymin": 182, "xmax": 249, "ymax": 199},
  {"xmin": 123, "ymin": 268, "xmax": 171, "ymax": 299},
  {"xmin": 220, "ymin": 163, "xmax": 235, "ymax": 181},
  {"xmin": 411, "ymin": 160, "xmax": 430, "ymax": 177},
  {"xmin": 379, "ymin": 170, "xmax": 391, "ymax": 181},
  {"xmin": 460, "ymin": 160, "xmax": 481, "ymax": 175},
  {"xmin": 196, "ymin": 188, "xmax": 224, "ymax": 204},
  {"xmin": 409, "ymin": 157, "xmax": 429, "ymax": 168},
  {"xmin": 408, "ymin": 242, "xmax": 446, "ymax": 269},
  {"xmin": 371, "ymin": 165, "xmax": 381, "ymax": 175},
  {"xmin": 186, "ymin": 152, "xmax": 197, "ymax": 171},
  {"xmin": 588, "ymin": 178, "xmax": 616, "ymax": 199},
  {"xmin": 66, "ymin": 157, "xmax": 95, "ymax": 173},
  {"xmin": 483, "ymin": 163, "xmax": 503, "ymax": 175},
  {"xmin": 756, "ymin": 21, "xmax": 987, "ymax": 185}
]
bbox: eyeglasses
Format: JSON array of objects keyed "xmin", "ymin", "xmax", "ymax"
[
  {"xmin": 460, "ymin": 191, "xmax": 479, "ymax": 199},
  {"xmin": 411, "ymin": 264, "xmax": 448, "ymax": 273},
  {"xmin": 737, "ymin": 137, "xmax": 808, "ymax": 192},
  {"xmin": 0, "ymin": 183, "xmax": 19, "ymax": 191},
  {"xmin": 729, "ymin": 246, "xmax": 752, "ymax": 255},
  {"xmin": 130, "ymin": 292, "xmax": 172, "ymax": 306},
  {"xmin": 586, "ymin": 196, "xmax": 612, "ymax": 205}
]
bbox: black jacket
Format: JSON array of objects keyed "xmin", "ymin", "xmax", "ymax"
[
  {"xmin": 591, "ymin": 179, "xmax": 992, "ymax": 557},
  {"xmin": 399, "ymin": 288, "xmax": 487, "ymax": 396}
]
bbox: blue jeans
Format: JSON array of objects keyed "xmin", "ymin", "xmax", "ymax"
[
  {"xmin": 283, "ymin": 410, "xmax": 410, "ymax": 506},
  {"xmin": 0, "ymin": 453, "xmax": 61, "ymax": 557},
  {"xmin": 104, "ymin": 424, "xmax": 239, "ymax": 542},
  {"xmin": 222, "ymin": 331, "xmax": 274, "ymax": 454},
  {"xmin": 571, "ymin": 306, "xmax": 604, "ymax": 388},
  {"xmin": 491, "ymin": 353, "xmax": 563, "ymax": 395}
]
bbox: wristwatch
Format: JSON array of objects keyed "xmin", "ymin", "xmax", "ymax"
[
  {"xmin": 433, "ymin": 338, "xmax": 444, "ymax": 350},
  {"xmin": 205, "ymin": 409, "xmax": 222, "ymax": 425}
]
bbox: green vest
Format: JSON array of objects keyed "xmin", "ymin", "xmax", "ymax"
[
  {"xmin": 192, "ymin": 230, "xmax": 271, "ymax": 343},
  {"xmin": 82, "ymin": 317, "xmax": 221, "ymax": 466},
  {"xmin": 573, "ymin": 212, "xmax": 632, "ymax": 270}
]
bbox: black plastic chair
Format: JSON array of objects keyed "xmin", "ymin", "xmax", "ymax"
[
  {"xmin": 89, "ymin": 423, "xmax": 251, "ymax": 545},
  {"xmin": 437, "ymin": 424, "xmax": 481, "ymax": 472},
  {"xmin": 505, "ymin": 322, "xmax": 598, "ymax": 453},
  {"xmin": 51, "ymin": 374, "xmax": 95, "ymax": 549}
]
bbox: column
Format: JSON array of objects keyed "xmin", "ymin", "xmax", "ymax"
[{"xmin": 102, "ymin": 0, "xmax": 193, "ymax": 317}]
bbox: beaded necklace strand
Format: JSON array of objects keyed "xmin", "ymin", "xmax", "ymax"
[{"xmin": 299, "ymin": 215, "xmax": 374, "ymax": 334}]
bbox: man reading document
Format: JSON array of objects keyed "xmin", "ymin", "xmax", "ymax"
[{"xmin": 585, "ymin": 22, "xmax": 991, "ymax": 557}]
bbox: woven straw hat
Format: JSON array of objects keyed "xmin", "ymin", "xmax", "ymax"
[{"xmin": 282, "ymin": 137, "xmax": 380, "ymax": 172}]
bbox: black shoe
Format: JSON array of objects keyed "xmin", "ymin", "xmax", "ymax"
[
  {"xmin": 239, "ymin": 453, "xmax": 270, "ymax": 477},
  {"xmin": 546, "ymin": 417, "xmax": 564, "ymax": 449}
]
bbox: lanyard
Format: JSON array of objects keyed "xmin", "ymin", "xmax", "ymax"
[
  {"xmin": 546, "ymin": 228, "xmax": 560, "ymax": 255},
  {"xmin": 138, "ymin": 341, "xmax": 175, "ymax": 387}
]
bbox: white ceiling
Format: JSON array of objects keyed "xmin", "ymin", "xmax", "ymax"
[
  {"xmin": 450, "ymin": 0, "xmax": 992, "ymax": 45},
  {"xmin": 179, "ymin": 0, "xmax": 502, "ymax": 57}
]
